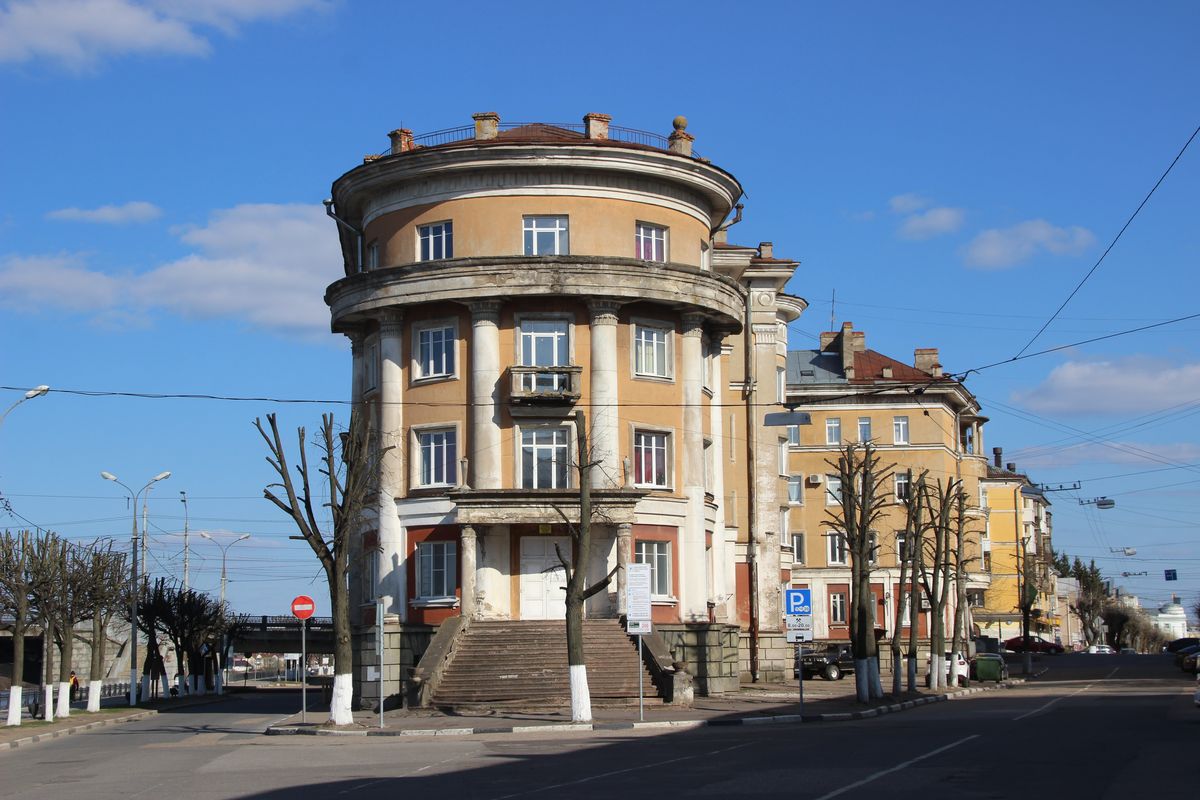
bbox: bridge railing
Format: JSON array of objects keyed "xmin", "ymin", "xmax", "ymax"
[{"xmin": 248, "ymin": 616, "xmax": 334, "ymax": 633}]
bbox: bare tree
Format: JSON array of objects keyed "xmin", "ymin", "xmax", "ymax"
[
  {"xmin": 946, "ymin": 487, "xmax": 977, "ymax": 688},
  {"xmin": 890, "ymin": 472, "xmax": 926, "ymax": 694},
  {"xmin": 256, "ymin": 410, "xmax": 384, "ymax": 726},
  {"xmin": 0, "ymin": 530, "xmax": 33, "ymax": 726},
  {"xmin": 825, "ymin": 443, "xmax": 892, "ymax": 702},
  {"xmin": 916, "ymin": 478, "xmax": 961, "ymax": 690},
  {"xmin": 1069, "ymin": 557, "xmax": 1106, "ymax": 646},
  {"xmin": 77, "ymin": 540, "xmax": 127, "ymax": 712}
]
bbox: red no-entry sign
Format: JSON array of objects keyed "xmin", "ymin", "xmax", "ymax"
[{"xmin": 291, "ymin": 595, "xmax": 315, "ymax": 620}]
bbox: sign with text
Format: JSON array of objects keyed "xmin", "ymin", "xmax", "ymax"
[
  {"xmin": 784, "ymin": 588, "xmax": 812, "ymax": 617},
  {"xmin": 626, "ymin": 563, "xmax": 653, "ymax": 623},
  {"xmin": 1165, "ymin": 569, "xmax": 1178, "ymax": 581},
  {"xmin": 627, "ymin": 619, "xmax": 652, "ymax": 635},
  {"xmin": 785, "ymin": 615, "xmax": 813, "ymax": 643}
]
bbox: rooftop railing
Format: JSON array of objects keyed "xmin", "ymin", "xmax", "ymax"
[{"xmin": 377, "ymin": 122, "xmax": 697, "ymax": 158}]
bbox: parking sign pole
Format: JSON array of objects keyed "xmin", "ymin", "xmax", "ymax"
[{"xmin": 638, "ymin": 634, "xmax": 644, "ymax": 722}]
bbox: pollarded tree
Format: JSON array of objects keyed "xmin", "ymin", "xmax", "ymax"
[
  {"xmin": 257, "ymin": 410, "xmax": 386, "ymax": 726},
  {"xmin": 825, "ymin": 443, "xmax": 893, "ymax": 702},
  {"xmin": 915, "ymin": 477, "xmax": 961, "ymax": 690},
  {"xmin": 0, "ymin": 530, "xmax": 34, "ymax": 726},
  {"xmin": 890, "ymin": 472, "xmax": 927, "ymax": 694},
  {"xmin": 76, "ymin": 539, "xmax": 128, "ymax": 712}
]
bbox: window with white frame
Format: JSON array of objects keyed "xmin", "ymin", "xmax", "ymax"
[
  {"xmin": 787, "ymin": 475, "xmax": 804, "ymax": 504},
  {"xmin": 416, "ymin": 541, "xmax": 456, "ymax": 599},
  {"xmin": 778, "ymin": 438, "xmax": 789, "ymax": 475},
  {"xmin": 791, "ymin": 532, "xmax": 805, "ymax": 564},
  {"xmin": 893, "ymin": 415, "xmax": 910, "ymax": 445},
  {"xmin": 827, "ymin": 532, "xmax": 848, "ymax": 564},
  {"xmin": 777, "ymin": 367, "xmax": 786, "ymax": 404},
  {"xmin": 520, "ymin": 317, "xmax": 570, "ymax": 392},
  {"xmin": 894, "ymin": 471, "xmax": 911, "ymax": 502},
  {"xmin": 367, "ymin": 241, "xmax": 380, "ymax": 270},
  {"xmin": 980, "ymin": 487, "xmax": 989, "ymax": 508},
  {"xmin": 858, "ymin": 417, "xmax": 872, "ymax": 442},
  {"xmin": 826, "ymin": 417, "xmax": 841, "ymax": 445},
  {"xmin": 829, "ymin": 591, "xmax": 847, "ymax": 624},
  {"xmin": 364, "ymin": 340, "xmax": 379, "ymax": 393},
  {"xmin": 634, "ymin": 540, "xmax": 671, "ymax": 597},
  {"xmin": 868, "ymin": 531, "xmax": 878, "ymax": 565},
  {"xmin": 786, "ymin": 425, "xmax": 800, "ymax": 446},
  {"xmin": 634, "ymin": 430, "xmax": 670, "ymax": 488},
  {"xmin": 635, "ymin": 222, "xmax": 667, "ymax": 262},
  {"xmin": 414, "ymin": 322, "xmax": 456, "ymax": 380},
  {"xmin": 523, "ymin": 216, "xmax": 569, "ymax": 255},
  {"xmin": 633, "ymin": 323, "xmax": 672, "ymax": 378},
  {"xmin": 702, "ymin": 341, "xmax": 712, "ymax": 391},
  {"xmin": 700, "ymin": 240, "xmax": 711, "ymax": 271},
  {"xmin": 520, "ymin": 427, "xmax": 570, "ymax": 489},
  {"xmin": 418, "ymin": 221, "xmax": 453, "ymax": 261},
  {"xmin": 825, "ymin": 475, "xmax": 843, "ymax": 506},
  {"xmin": 895, "ymin": 532, "xmax": 908, "ymax": 562},
  {"xmin": 360, "ymin": 552, "xmax": 376, "ymax": 602},
  {"xmin": 417, "ymin": 428, "xmax": 457, "ymax": 487},
  {"xmin": 779, "ymin": 508, "xmax": 789, "ymax": 541}
]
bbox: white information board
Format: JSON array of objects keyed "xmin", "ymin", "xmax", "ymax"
[{"xmin": 626, "ymin": 562, "xmax": 653, "ymax": 623}]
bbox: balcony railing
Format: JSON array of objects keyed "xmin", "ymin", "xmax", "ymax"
[{"xmin": 509, "ymin": 365, "xmax": 583, "ymax": 404}]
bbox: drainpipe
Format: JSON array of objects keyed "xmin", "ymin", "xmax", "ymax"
[
  {"xmin": 711, "ymin": 202, "xmax": 744, "ymax": 239},
  {"xmin": 324, "ymin": 199, "xmax": 364, "ymax": 273},
  {"xmin": 743, "ymin": 287, "xmax": 760, "ymax": 682}
]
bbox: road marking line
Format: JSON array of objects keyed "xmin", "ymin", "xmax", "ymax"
[
  {"xmin": 1013, "ymin": 683, "xmax": 1092, "ymax": 721},
  {"xmin": 1105, "ymin": 667, "xmax": 1120, "ymax": 679},
  {"xmin": 485, "ymin": 741, "xmax": 753, "ymax": 800},
  {"xmin": 813, "ymin": 735, "xmax": 980, "ymax": 800}
]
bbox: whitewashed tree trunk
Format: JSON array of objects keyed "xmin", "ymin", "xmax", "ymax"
[
  {"xmin": 329, "ymin": 673, "xmax": 353, "ymax": 725},
  {"xmin": 6, "ymin": 686, "xmax": 22, "ymax": 726},
  {"xmin": 176, "ymin": 674, "xmax": 186, "ymax": 696},
  {"xmin": 906, "ymin": 654, "xmax": 917, "ymax": 690},
  {"xmin": 853, "ymin": 659, "xmax": 869, "ymax": 703},
  {"xmin": 140, "ymin": 676, "xmax": 151, "ymax": 703},
  {"xmin": 948, "ymin": 656, "xmax": 962, "ymax": 688},
  {"xmin": 86, "ymin": 680, "xmax": 101, "ymax": 712},
  {"xmin": 42, "ymin": 684, "xmax": 54, "ymax": 721},
  {"xmin": 55, "ymin": 681, "xmax": 70, "ymax": 717},
  {"xmin": 159, "ymin": 675, "xmax": 169, "ymax": 698},
  {"xmin": 569, "ymin": 664, "xmax": 592, "ymax": 723},
  {"xmin": 214, "ymin": 669, "xmax": 224, "ymax": 695},
  {"xmin": 931, "ymin": 654, "xmax": 944, "ymax": 690},
  {"xmin": 190, "ymin": 675, "xmax": 201, "ymax": 696},
  {"xmin": 867, "ymin": 658, "xmax": 883, "ymax": 699}
]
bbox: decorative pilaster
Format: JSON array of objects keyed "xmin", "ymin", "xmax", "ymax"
[
  {"xmin": 469, "ymin": 301, "xmax": 502, "ymax": 490},
  {"xmin": 461, "ymin": 525, "xmax": 478, "ymax": 619},
  {"xmin": 680, "ymin": 313, "xmax": 707, "ymax": 620},
  {"xmin": 588, "ymin": 300, "xmax": 622, "ymax": 488},
  {"xmin": 616, "ymin": 523, "xmax": 632, "ymax": 616},
  {"xmin": 377, "ymin": 312, "xmax": 405, "ymax": 619}
]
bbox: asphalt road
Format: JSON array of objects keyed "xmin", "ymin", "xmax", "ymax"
[{"xmin": 1, "ymin": 654, "xmax": 1194, "ymax": 800}]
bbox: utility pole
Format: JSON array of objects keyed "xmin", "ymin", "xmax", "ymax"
[{"xmin": 180, "ymin": 491, "xmax": 189, "ymax": 590}]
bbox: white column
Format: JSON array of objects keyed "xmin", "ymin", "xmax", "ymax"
[
  {"xmin": 680, "ymin": 313, "xmax": 707, "ymax": 621},
  {"xmin": 378, "ymin": 311, "xmax": 406, "ymax": 620},
  {"xmin": 469, "ymin": 301, "xmax": 502, "ymax": 490},
  {"xmin": 708, "ymin": 333, "xmax": 729, "ymax": 620},
  {"xmin": 461, "ymin": 525, "xmax": 478, "ymax": 620},
  {"xmin": 588, "ymin": 301, "xmax": 621, "ymax": 488},
  {"xmin": 616, "ymin": 523, "xmax": 632, "ymax": 616},
  {"xmin": 751, "ymin": 321, "xmax": 783, "ymax": 627}
]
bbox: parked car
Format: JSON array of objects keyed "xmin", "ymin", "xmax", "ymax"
[
  {"xmin": 970, "ymin": 653, "xmax": 1009, "ymax": 682},
  {"xmin": 796, "ymin": 643, "xmax": 855, "ymax": 681},
  {"xmin": 1119, "ymin": 647, "xmax": 1137, "ymax": 655},
  {"xmin": 1086, "ymin": 644, "xmax": 1115, "ymax": 654},
  {"xmin": 924, "ymin": 652, "xmax": 969, "ymax": 687},
  {"xmin": 1167, "ymin": 637, "xmax": 1199, "ymax": 653},
  {"xmin": 1003, "ymin": 635, "xmax": 1064, "ymax": 654},
  {"xmin": 1181, "ymin": 650, "xmax": 1200, "ymax": 674},
  {"xmin": 1173, "ymin": 644, "xmax": 1200, "ymax": 668}
]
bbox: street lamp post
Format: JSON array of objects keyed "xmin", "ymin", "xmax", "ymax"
[
  {"xmin": 100, "ymin": 470, "xmax": 170, "ymax": 707},
  {"xmin": 0, "ymin": 385, "xmax": 50, "ymax": 431},
  {"xmin": 199, "ymin": 532, "xmax": 250, "ymax": 692},
  {"xmin": 180, "ymin": 491, "xmax": 190, "ymax": 590}
]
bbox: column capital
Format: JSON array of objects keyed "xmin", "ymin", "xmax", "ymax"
[
  {"xmin": 467, "ymin": 300, "xmax": 502, "ymax": 326},
  {"xmin": 588, "ymin": 299, "xmax": 623, "ymax": 325},
  {"xmin": 617, "ymin": 522, "xmax": 633, "ymax": 539},
  {"xmin": 460, "ymin": 524, "xmax": 476, "ymax": 541},
  {"xmin": 344, "ymin": 325, "xmax": 367, "ymax": 351},
  {"xmin": 682, "ymin": 313, "xmax": 706, "ymax": 339},
  {"xmin": 751, "ymin": 323, "xmax": 777, "ymax": 345},
  {"xmin": 378, "ymin": 310, "xmax": 404, "ymax": 337}
]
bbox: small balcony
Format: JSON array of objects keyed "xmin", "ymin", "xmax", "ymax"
[{"xmin": 508, "ymin": 365, "xmax": 583, "ymax": 405}]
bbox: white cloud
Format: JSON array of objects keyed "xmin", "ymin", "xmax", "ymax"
[
  {"xmin": 962, "ymin": 219, "xmax": 1095, "ymax": 269},
  {"xmin": 888, "ymin": 193, "xmax": 929, "ymax": 215},
  {"xmin": 0, "ymin": 203, "xmax": 340, "ymax": 336},
  {"xmin": 1016, "ymin": 441, "xmax": 1200, "ymax": 469},
  {"xmin": 47, "ymin": 200, "xmax": 162, "ymax": 224},
  {"xmin": 1013, "ymin": 356, "xmax": 1200, "ymax": 415},
  {"xmin": 0, "ymin": 0, "xmax": 324, "ymax": 69},
  {"xmin": 898, "ymin": 206, "xmax": 965, "ymax": 240}
]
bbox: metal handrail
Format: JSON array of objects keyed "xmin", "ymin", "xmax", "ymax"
[{"xmin": 376, "ymin": 122, "xmax": 699, "ymax": 158}]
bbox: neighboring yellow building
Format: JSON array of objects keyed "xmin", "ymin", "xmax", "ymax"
[{"xmin": 782, "ymin": 323, "xmax": 991, "ymax": 645}]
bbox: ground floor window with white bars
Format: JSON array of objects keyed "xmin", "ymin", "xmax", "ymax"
[
  {"xmin": 634, "ymin": 540, "xmax": 671, "ymax": 597},
  {"xmin": 416, "ymin": 541, "xmax": 456, "ymax": 599},
  {"xmin": 521, "ymin": 427, "xmax": 570, "ymax": 488}
]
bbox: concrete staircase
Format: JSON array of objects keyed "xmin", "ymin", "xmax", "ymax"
[{"xmin": 430, "ymin": 619, "xmax": 657, "ymax": 709}]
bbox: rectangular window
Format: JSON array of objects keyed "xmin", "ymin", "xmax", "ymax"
[
  {"xmin": 787, "ymin": 424, "xmax": 800, "ymax": 446},
  {"xmin": 634, "ymin": 430, "xmax": 670, "ymax": 488},
  {"xmin": 868, "ymin": 531, "xmax": 878, "ymax": 565},
  {"xmin": 367, "ymin": 241, "xmax": 380, "ymax": 270},
  {"xmin": 896, "ymin": 532, "xmax": 908, "ymax": 562},
  {"xmin": 520, "ymin": 427, "xmax": 570, "ymax": 489},
  {"xmin": 523, "ymin": 216, "xmax": 569, "ymax": 255},
  {"xmin": 777, "ymin": 367, "xmax": 786, "ymax": 404},
  {"xmin": 364, "ymin": 341, "xmax": 379, "ymax": 393},
  {"xmin": 787, "ymin": 475, "xmax": 804, "ymax": 504},
  {"xmin": 893, "ymin": 415, "xmax": 910, "ymax": 445},
  {"xmin": 416, "ymin": 541, "xmax": 456, "ymax": 599},
  {"xmin": 825, "ymin": 475, "xmax": 842, "ymax": 506},
  {"xmin": 635, "ymin": 222, "xmax": 667, "ymax": 262},
  {"xmin": 858, "ymin": 417, "xmax": 872, "ymax": 443},
  {"xmin": 417, "ymin": 428, "xmax": 457, "ymax": 487},
  {"xmin": 826, "ymin": 417, "xmax": 841, "ymax": 445},
  {"xmin": 827, "ymin": 532, "xmax": 847, "ymax": 565},
  {"xmin": 778, "ymin": 438, "xmax": 789, "ymax": 475},
  {"xmin": 634, "ymin": 540, "xmax": 671, "ymax": 597},
  {"xmin": 520, "ymin": 318, "xmax": 569, "ymax": 392},
  {"xmin": 418, "ymin": 221, "xmax": 453, "ymax": 261},
  {"xmin": 634, "ymin": 324, "xmax": 671, "ymax": 378},
  {"xmin": 415, "ymin": 323, "xmax": 455, "ymax": 380},
  {"xmin": 829, "ymin": 591, "xmax": 847, "ymax": 624},
  {"xmin": 894, "ymin": 472, "xmax": 911, "ymax": 502},
  {"xmin": 980, "ymin": 487, "xmax": 989, "ymax": 508},
  {"xmin": 779, "ymin": 509, "xmax": 789, "ymax": 541},
  {"xmin": 791, "ymin": 533, "xmax": 805, "ymax": 564}
]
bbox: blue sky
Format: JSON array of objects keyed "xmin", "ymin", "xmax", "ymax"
[{"xmin": 1, "ymin": 1, "xmax": 1197, "ymax": 619}]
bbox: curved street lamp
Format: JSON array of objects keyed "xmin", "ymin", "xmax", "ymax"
[
  {"xmin": 100, "ymin": 470, "xmax": 170, "ymax": 707},
  {"xmin": 0, "ymin": 385, "xmax": 50, "ymax": 431},
  {"xmin": 198, "ymin": 532, "xmax": 251, "ymax": 608}
]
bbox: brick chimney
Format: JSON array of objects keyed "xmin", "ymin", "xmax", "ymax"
[
  {"xmin": 914, "ymin": 347, "xmax": 943, "ymax": 377},
  {"xmin": 388, "ymin": 128, "xmax": 414, "ymax": 154},
  {"xmin": 758, "ymin": 242, "xmax": 773, "ymax": 259},
  {"xmin": 993, "ymin": 447, "xmax": 1003, "ymax": 468},
  {"xmin": 668, "ymin": 115, "xmax": 694, "ymax": 156},
  {"xmin": 473, "ymin": 112, "xmax": 500, "ymax": 141},
  {"xmin": 840, "ymin": 322, "xmax": 858, "ymax": 378},
  {"xmin": 1006, "ymin": 462, "xmax": 1017, "ymax": 473},
  {"xmin": 819, "ymin": 330, "xmax": 839, "ymax": 351},
  {"xmin": 583, "ymin": 112, "xmax": 611, "ymax": 140}
]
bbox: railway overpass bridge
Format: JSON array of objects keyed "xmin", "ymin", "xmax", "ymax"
[{"xmin": 232, "ymin": 616, "xmax": 336, "ymax": 654}]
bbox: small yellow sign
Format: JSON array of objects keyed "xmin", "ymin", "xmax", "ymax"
[{"xmin": 539, "ymin": 524, "xmax": 552, "ymax": 534}]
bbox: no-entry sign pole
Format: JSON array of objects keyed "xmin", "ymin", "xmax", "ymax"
[{"xmin": 291, "ymin": 595, "xmax": 315, "ymax": 724}]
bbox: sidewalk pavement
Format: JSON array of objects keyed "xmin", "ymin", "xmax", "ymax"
[{"xmin": 267, "ymin": 671, "xmax": 1040, "ymax": 738}]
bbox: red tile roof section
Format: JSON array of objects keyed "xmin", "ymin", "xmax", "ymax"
[{"xmin": 851, "ymin": 350, "xmax": 932, "ymax": 384}]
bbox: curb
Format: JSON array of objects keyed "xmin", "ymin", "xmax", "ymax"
[
  {"xmin": 2, "ymin": 710, "xmax": 159, "ymax": 750},
  {"xmin": 265, "ymin": 678, "xmax": 1032, "ymax": 738}
]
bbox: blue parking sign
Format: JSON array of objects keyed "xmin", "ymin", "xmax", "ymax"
[{"xmin": 785, "ymin": 588, "xmax": 811, "ymax": 616}]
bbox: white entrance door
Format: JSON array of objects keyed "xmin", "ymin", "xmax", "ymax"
[{"xmin": 519, "ymin": 536, "xmax": 568, "ymax": 620}]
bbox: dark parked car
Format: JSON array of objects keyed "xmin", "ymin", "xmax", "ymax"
[
  {"xmin": 1167, "ymin": 637, "xmax": 1200, "ymax": 653},
  {"xmin": 1173, "ymin": 643, "xmax": 1200, "ymax": 668},
  {"xmin": 1003, "ymin": 635, "xmax": 1064, "ymax": 654},
  {"xmin": 796, "ymin": 643, "xmax": 855, "ymax": 681}
]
